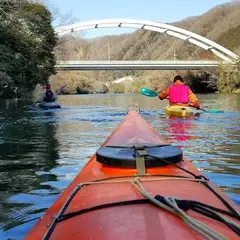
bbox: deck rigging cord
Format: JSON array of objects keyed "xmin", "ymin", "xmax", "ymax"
[{"xmin": 42, "ymin": 146, "xmax": 240, "ymax": 240}]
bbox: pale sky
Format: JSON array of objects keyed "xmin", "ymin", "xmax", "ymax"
[{"xmin": 46, "ymin": 0, "xmax": 232, "ymax": 38}]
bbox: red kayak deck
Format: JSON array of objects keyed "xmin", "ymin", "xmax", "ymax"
[{"xmin": 25, "ymin": 111, "xmax": 240, "ymax": 240}]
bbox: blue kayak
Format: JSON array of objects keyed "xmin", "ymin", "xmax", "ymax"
[{"xmin": 38, "ymin": 102, "xmax": 61, "ymax": 109}]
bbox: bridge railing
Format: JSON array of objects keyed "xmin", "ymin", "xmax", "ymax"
[
  {"xmin": 56, "ymin": 60, "xmax": 228, "ymax": 64},
  {"xmin": 54, "ymin": 60, "xmax": 235, "ymax": 70}
]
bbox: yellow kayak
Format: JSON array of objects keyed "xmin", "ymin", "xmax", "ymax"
[{"xmin": 165, "ymin": 105, "xmax": 193, "ymax": 118}]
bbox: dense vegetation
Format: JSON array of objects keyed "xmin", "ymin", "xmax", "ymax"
[
  {"xmin": 53, "ymin": 1, "xmax": 240, "ymax": 94},
  {"xmin": 218, "ymin": 61, "xmax": 240, "ymax": 93},
  {"xmin": 0, "ymin": 0, "xmax": 57, "ymax": 98}
]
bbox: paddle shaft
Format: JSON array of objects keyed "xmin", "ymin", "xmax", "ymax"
[
  {"xmin": 55, "ymin": 84, "xmax": 67, "ymax": 94},
  {"xmin": 198, "ymin": 107, "xmax": 207, "ymax": 112}
]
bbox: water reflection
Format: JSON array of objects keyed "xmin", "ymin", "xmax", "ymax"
[
  {"xmin": 164, "ymin": 115, "xmax": 199, "ymax": 145},
  {"xmin": 0, "ymin": 100, "xmax": 60, "ymax": 237}
]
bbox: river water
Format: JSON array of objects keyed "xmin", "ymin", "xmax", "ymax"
[{"xmin": 0, "ymin": 93, "xmax": 239, "ymax": 239}]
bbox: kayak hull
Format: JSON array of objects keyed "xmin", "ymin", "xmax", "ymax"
[
  {"xmin": 165, "ymin": 105, "xmax": 193, "ymax": 118},
  {"xmin": 25, "ymin": 110, "xmax": 240, "ymax": 240},
  {"xmin": 38, "ymin": 102, "xmax": 61, "ymax": 109}
]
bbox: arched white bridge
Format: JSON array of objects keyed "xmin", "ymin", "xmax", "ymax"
[{"xmin": 55, "ymin": 19, "xmax": 239, "ymax": 70}]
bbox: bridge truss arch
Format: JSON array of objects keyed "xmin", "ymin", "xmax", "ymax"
[{"xmin": 55, "ymin": 18, "xmax": 239, "ymax": 63}]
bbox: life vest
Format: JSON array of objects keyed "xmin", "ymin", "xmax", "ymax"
[
  {"xmin": 169, "ymin": 85, "xmax": 189, "ymax": 104},
  {"xmin": 44, "ymin": 90, "xmax": 54, "ymax": 102}
]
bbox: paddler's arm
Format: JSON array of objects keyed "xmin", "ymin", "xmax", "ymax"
[
  {"xmin": 188, "ymin": 89, "xmax": 200, "ymax": 109},
  {"xmin": 158, "ymin": 87, "xmax": 169, "ymax": 100}
]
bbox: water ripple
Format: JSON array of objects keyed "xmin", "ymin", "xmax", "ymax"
[{"xmin": 0, "ymin": 93, "xmax": 240, "ymax": 239}]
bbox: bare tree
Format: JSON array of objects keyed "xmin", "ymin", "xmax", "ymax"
[{"xmin": 32, "ymin": 0, "xmax": 76, "ymax": 27}]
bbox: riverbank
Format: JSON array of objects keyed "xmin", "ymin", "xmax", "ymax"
[{"xmin": 49, "ymin": 67, "xmax": 240, "ymax": 96}]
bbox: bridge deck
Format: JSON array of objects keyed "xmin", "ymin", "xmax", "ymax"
[{"xmin": 55, "ymin": 60, "xmax": 232, "ymax": 70}]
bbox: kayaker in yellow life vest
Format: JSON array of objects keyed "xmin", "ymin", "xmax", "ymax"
[{"xmin": 158, "ymin": 75, "xmax": 201, "ymax": 109}]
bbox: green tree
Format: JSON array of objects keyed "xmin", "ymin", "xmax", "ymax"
[
  {"xmin": 218, "ymin": 63, "xmax": 240, "ymax": 93},
  {"xmin": 0, "ymin": 0, "xmax": 57, "ymax": 98}
]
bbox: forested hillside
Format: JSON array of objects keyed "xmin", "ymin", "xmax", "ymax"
[{"xmin": 53, "ymin": 1, "xmax": 240, "ymax": 94}]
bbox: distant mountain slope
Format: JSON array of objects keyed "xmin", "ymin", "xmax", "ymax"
[
  {"xmin": 217, "ymin": 25, "xmax": 240, "ymax": 53},
  {"xmin": 55, "ymin": 1, "xmax": 240, "ymax": 60},
  {"xmin": 53, "ymin": 1, "xmax": 240, "ymax": 93}
]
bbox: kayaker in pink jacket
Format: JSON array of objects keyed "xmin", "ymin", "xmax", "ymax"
[{"xmin": 158, "ymin": 75, "xmax": 201, "ymax": 109}]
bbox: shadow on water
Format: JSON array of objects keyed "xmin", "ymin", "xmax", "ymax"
[{"xmin": 0, "ymin": 99, "xmax": 60, "ymax": 239}]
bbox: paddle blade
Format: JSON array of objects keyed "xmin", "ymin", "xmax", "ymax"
[
  {"xmin": 140, "ymin": 88, "xmax": 158, "ymax": 97},
  {"xmin": 207, "ymin": 109, "xmax": 224, "ymax": 113},
  {"xmin": 193, "ymin": 106, "xmax": 224, "ymax": 113}
]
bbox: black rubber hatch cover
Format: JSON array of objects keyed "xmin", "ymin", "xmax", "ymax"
[{"xmin": 96, "ymin": 144, "xmax": 183, "ymax": 168}]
